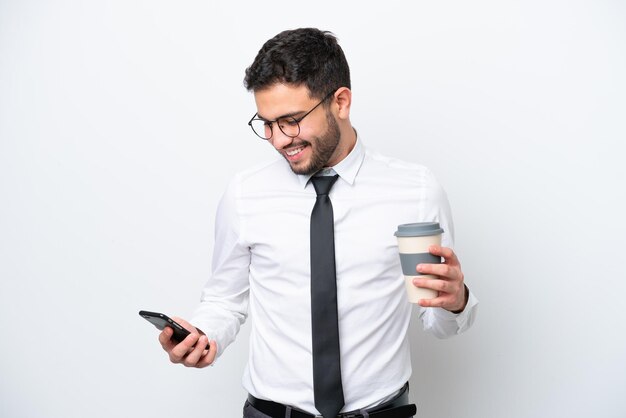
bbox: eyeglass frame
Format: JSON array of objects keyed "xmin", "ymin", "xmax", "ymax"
[{"xmin": 247, "ymin": 90, "xmax": 336, "ymax": 141}]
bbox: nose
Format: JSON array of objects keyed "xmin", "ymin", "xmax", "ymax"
[{"xmin": 269, "ymin": 125, "xmax": 294, "ymax": 150}]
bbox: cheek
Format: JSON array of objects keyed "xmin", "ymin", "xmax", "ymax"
[
  {"xmin": 297, "ymin": 124, "xmax": 317, "ymax": 140},
  {"xmin": 298, "ymin": 115, "xmax": 327, "ymax": 141},
  {"xmin": 298, "ymin": 129, "xmax": 318, "ymax": 146}
]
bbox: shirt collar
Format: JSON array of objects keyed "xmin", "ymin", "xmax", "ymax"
[{"xmin": 297, "ymin": 134, "xmax": 365, "ymax": 189}]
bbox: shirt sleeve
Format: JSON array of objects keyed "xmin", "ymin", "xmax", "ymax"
[
  {"xmin": 416, "ymin": 168, "xmax": 479, "ymax": 338},
  {"xmin": 190, "ymin": 175, "xmax": 251, "ymax": 358}
]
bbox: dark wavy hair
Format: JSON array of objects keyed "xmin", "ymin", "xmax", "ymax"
[{"xmin": 244, "ymin": 28, "xmax": 351, "ymax": 100}]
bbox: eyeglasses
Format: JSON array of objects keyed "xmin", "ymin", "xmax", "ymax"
[{"xmin": 247, "ymin": 90, "xmax": 335, "ymax": 140}]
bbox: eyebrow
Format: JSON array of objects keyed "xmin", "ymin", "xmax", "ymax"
[{"xmin": 256, "ymin": 109, "xmax": 307, "ymax": 122}]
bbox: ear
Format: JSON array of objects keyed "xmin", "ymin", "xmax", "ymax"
[{"xmin": 333, "ymin": 87, "xmax": 352, "ymax": 120}]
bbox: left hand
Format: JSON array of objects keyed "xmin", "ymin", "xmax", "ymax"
[{"xmin": 413, "ymin": 245, "xmax": 467, "ymax": 312}]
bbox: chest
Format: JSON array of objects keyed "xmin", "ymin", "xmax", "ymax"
[{"xmin": 241, "ymin": 189, "xmax": 425, "ymax": 280}]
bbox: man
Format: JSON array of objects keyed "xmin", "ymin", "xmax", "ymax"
[{"xmin": 159, "ymin": 28, "xmax": 478, "ymax": 418}]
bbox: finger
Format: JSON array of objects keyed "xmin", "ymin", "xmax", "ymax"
[
  {"xmin": 413, "ymin": 277, "xmax": 454, "ymax": 294},
  {"xmin": 195, "ymin": 340, "xmax": 219, "ymax": 369},
  {"xmin": 428, "ymin": 245, "xmax": 460, "ymax": 266},
  {"xmin": 419, "ymin": 294, "xmax": 464, "ymax": 311},
  {"xmin": 159, "ymin": 327, "xmax": 177, "ymax": 352},
  {"xmin": 183, "ymin": 335, "xmax": 210, "ymax": 367},
  {"xmin": 416, "ymin": 273, "xmax": 467, "ymax": 310},
  {"xmin": 416, "ymin": 263, "xmax": 460, "ymax": 281},
  {"xmin": 418, "ymin": 295, "xmax": 450, "ymax": 309},
  {"xmin": 169, "ymin": 333, "xmax": 201, "ymax": 363}
]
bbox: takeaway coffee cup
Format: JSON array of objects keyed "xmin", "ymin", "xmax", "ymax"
[{"xmin": 394, "ymin": 222, "xmax": 444, "ymax": 303}]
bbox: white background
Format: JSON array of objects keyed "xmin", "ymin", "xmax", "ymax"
[{"xmin": 1, "ymin": 1, "xmax": 625, "ymax": 417}]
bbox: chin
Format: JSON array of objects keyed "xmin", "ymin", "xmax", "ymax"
[
  {"xmin": 289, "ymin": 164, "xmax": 314, "ymax": 176},
  {"xmin": 288, "ymin": 160, "xmax": 320, "ymax": 175}
]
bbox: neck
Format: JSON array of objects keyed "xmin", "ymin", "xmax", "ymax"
[{"xmin": 339, "ymin": 122, "xmax": 357, "ymax": 158}]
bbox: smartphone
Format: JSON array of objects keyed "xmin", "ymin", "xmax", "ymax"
[
  {"xmin": 139, "ymin": 311, "xmax": 189, "ymax": 343},
  {"xmin": 139, "ymin": 310, "xmax": 209, "ymax": 350}
]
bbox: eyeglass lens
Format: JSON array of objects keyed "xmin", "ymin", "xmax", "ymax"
[{"xmin": 250, "ymin": 117, "xmax": 300, "ymax": 140}]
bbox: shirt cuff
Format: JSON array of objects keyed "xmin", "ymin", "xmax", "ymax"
[{"xmin": 432, "ymin": 289, "xmax": 479, "ymax": 333}]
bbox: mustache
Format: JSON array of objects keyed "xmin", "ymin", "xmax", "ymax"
[{"xmin": 282, "ymin": 141, "xmax": 311, "ymax": 151}]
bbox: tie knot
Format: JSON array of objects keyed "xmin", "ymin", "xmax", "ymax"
[{"xmin": 311, "ymin": 175, "xmax": 339, "ymax": 196}]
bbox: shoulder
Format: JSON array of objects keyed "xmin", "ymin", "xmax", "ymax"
[
  {"xmin": 224, "ymin": 157, "xmax": 300, "ymax": 197},
  {"xmin": 234, "ymin": 157, "xmax": 288, "ymax": 183},
  {"xmin": 362, "ymin": 147, "xmax": 441, "ymax": 187}
]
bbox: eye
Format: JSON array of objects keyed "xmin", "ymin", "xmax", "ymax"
[{"xmin": 279, "ymin": 117, "xmax": 299, "ymax": 128}]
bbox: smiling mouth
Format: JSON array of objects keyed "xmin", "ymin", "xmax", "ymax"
[
  {"xmin": 285, "ymin": 146, "xmax": 305, "ymax": 156},
  {"xmin": 283, "ymin": 142, "xmax": 310, "ymax": 160}
]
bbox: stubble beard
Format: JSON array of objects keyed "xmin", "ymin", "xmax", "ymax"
[{"xmin": 287, "ymin": 111, "xmax": 341, "ymax": 176}]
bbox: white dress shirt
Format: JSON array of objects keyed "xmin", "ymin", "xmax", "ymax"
[{"xmin": 191, "ymin": 137, "xmax": 478, "ymax": 414}]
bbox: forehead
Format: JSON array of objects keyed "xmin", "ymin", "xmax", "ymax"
[{"xmin": 253, "ymin": 83, "xmax": 316, "ymax": 120}]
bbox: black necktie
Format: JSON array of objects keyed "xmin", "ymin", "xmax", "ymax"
[{"xmin": 310, "ymin": 174, "xmax": 344, "ymax": 418}]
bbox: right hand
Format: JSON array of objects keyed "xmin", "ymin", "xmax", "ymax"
[{"xmin": 158, "ymin": 317, "xmax": 217, "ymax": 368}]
